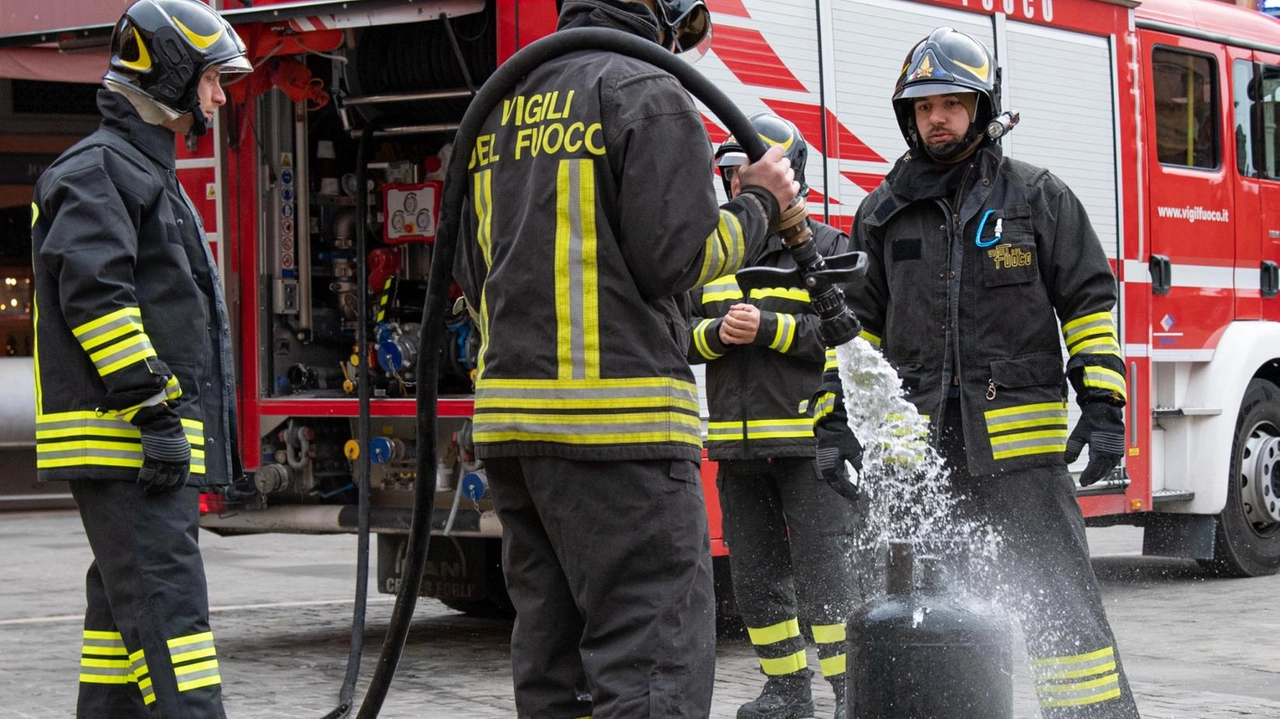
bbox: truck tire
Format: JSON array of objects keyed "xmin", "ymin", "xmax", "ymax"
[{"xmin": 1206, "ymin": 378, "xmax": 1280, "ymax": 577}]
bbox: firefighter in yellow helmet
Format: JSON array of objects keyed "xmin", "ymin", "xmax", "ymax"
[
  {"xmin": 30, "ymin": 1, "xmax": 249, "ymax": 715},
  {"xmin": 848, "ymin": 27, "xmax": 1140, "ymax": 717},
  {"xmin": 453, "ymin": 0, "xmax": 799, "ymax": 715},
  {"xmin": 693, "ymin": 112, "xmax": 863, "ymax": 719}
]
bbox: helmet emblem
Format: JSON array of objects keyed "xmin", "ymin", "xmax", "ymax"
[
  {"xmin": 119, "ymin": 27, "xmax": 152, "ymax": 72},
  {"xmin": 912, "ymin": 54, "xmax": 935, "ymax": 80},
  {"xmin": 173, "ymin": 15, "xmax": 225, "ymax": 49}
]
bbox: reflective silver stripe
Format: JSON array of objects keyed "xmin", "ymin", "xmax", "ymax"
[
  {"xmin": 1037, "ymin": 673, "xmax": 1121, "ymax": 708},
  {"xmin": 168, "ymin": 633, "xmax": 217, "ymax": 664},
  {"xmin": 984, "ymin": 404, "xmax": 1066, "ymax": 433},
  {"xmin": 37, "ymin": 443, "xmax": 144, "ymax": 461},
  {"xmin": 1032, "ymin": 647, "xmax": 1116, "ymax": 679},
  {"xmin": 476, "ymin": 414, "xmax": 700, "ymax": 437},
  {"xmin": 37, "ymin": 415, "xmax": 136, "ymax": 435},
  {"xmin": 475, "ymin": 383, "xmax": 699, "ymax": 408},
  {"xmin": 693, "ymin": 318, "xmax": 723, "ymax": 360},
  {"xmin": 88, "ymin": 333, "xmax": 156, "ymax": 375},
  {"xmin": 74, "ymin": 310, "xmax": 142, "ymax": 349},
  {"xmin": 79, "ymin": 658, "xmax": 132, "ymax": 683}
]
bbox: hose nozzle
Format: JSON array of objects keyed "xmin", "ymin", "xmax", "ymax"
[{"xmin": 741, "ymin": 198, "xmax": 867, "ymax": 348}]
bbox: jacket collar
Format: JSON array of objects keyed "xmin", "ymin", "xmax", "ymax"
[
  {"xmin": 864, "ymin": 144, "xmax": 1003, "ymax": 229},
  {"xmin": 96, "ymin": 89, "xmax": 177, "ymax": 169},
  {"xmin": 557, "ymin": 0, "xmax": 662, "ymax": 45}
]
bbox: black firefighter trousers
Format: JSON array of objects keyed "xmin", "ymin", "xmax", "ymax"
[
  {"xmin": 69, "ymin": 481, "xmax": 224, "ymax": 719},
  {"xmin": 938, "ymin": 407, "xmax": 1141, "ymax": 719},
  {"xmin": 484, "ymin": 456, "xmax": 716, "ymax": 719},
  {"xmin": 717, "ymin": 457, "xmax": 863, "ymax": 687}
]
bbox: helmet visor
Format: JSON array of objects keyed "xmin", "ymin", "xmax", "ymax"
[
  {"xmin": 218, "ymin": 55, "xmax": 253, "ymax": 74},
  {"xmin": 219, "ymin": 55, "xmax": 253, "ymax": 75},
  {"xmin": 896, "ymin": 81, "xmax": 976, "ymax": 100},
  {"xmin": 669, "ymin": 2, "xmax": 712, "ymax": 57}
]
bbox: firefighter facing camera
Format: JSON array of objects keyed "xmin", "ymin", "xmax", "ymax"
[
  {"xmin": 454, "ymin": 0, "xmax": 799, "ymax": 716},
  {"xmin": 847, "ymin": 27, "xmax": 1140, "ymax": 717},
  {"xmin": 696, "ymin": 113, "xmax": 864, "ymax": 719},
  {"xmin": 30, "ymin": 0, "xmax": 248, "ymax": 716}
]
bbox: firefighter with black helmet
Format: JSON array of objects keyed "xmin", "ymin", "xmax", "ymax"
[
  {"xmin": 693, "ymin": 112, "xmax": 862, "ymax": 719},
  {"xmin": 848, "ymin": 27, "xmax": 1141, "ymax": 717},
  {"xmin": 453, "ymin": 1, "xmax": 799, "ymax": 717},
  {"xmin": 30, "ymin": 1, "xmax": 249, "ymax": 715}
]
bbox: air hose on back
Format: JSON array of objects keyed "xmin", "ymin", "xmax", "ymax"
[{"xmin": 354, "ymin": 26, "xmax": 861, "ymax": 718}]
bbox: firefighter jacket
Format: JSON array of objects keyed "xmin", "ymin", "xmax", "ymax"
[
  {"xmin": 30, "ymin": 90, "xmax": 241, "ymax": 487},
  {"xmin": 689, "ymin": 220, "xmax": 850, "ymax": 461},
  {"xmin": 454, "ymin": 0, "xmax": 777, "ymax": 463},
  {"xmin": 851, "ymin": 143, "xmax": 1126, "ymax": 476}
]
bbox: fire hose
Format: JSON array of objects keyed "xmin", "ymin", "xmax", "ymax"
[{"xmin": 351, "ymin": 26, "xmax": 862, "ymax": 718}]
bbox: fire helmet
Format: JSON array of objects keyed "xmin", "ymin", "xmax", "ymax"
[
  {"xmin": 557, "ymin": 0, "xmax": 712, "ymax": 56},
  {"xmin": 714, "ymin": 112, "xmax": 808, "ymax": 198},
  {"xmin": 105, "ymin": 0, "xmax": 251, "ymax": 134},
  {"xmin": 892, "ymin": 27, "xmax": 999, "ymax": 155}
]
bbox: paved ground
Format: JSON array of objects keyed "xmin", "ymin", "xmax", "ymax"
[{"xmin": 3, "ymin": 510, "xmax": 1280, "ymax": 718}]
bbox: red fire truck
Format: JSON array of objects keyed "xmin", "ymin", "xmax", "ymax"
[{"xmin": 6, "ymin": 0, "xmax": 1280, "ymax": 613}]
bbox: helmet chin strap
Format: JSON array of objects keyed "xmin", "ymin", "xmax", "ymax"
[
  {"xmin": 924, "ymin": 126, "xmax": 984, "ymax": 163},
  {"xmin": 188, "ymin": 97, "xmax": 209, "ymax": 137}
]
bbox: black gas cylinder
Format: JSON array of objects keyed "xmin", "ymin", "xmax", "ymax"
[{"xmin": 847, "ymin": 541, "xmax": 1013, "ymax": 718}]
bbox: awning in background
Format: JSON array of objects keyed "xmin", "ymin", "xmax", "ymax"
[
  {"xmin": 0, "ymin": 0, "xmax": 133, "ymax": 36},
  {"xmin": 0, "ymin": 47, "xmax": 107, "ymax": 83}
]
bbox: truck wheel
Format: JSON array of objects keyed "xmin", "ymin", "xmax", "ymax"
[{"xmin": 1207, "ymin": 378, "xmax": 1280, "ymax": 577}]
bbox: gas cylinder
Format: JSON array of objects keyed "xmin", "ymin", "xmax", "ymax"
[{"xmin": 847, "ymin": 541, "xmax": 1012, "ymax": 718}]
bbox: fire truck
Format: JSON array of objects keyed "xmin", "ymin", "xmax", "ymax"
[{"xmin": 6, "ymin": 0, "xmax": 1280, "ymax": 614}]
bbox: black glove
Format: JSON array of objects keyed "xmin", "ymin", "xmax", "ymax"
[
  {"xmin": 1064, "ymin": 402, "xmax": 1125, "ymax": 487},
  {"xmin": 811, "ymin": 376, "xmax": 863, "ymax": 501},
  {"xmin": 133, "ymin": 404, "xmax": 191, "ymax": 495}
]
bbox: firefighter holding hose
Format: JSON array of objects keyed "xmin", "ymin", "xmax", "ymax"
[{"xmin": 452, "ymin": 0, "xmax": 800, "ymax": 716}]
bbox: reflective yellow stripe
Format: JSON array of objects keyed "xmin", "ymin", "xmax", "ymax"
[
  {"xmin": 71, "ymin": 307, "xmax": 141, "ymax": 339},
  {"xmin": 858, "ymin": 329, "xmax": 881, "ymax": 347},
  {"xmin": 747, "ymin": 618, "xmax": 800, "ymax": 646},
  {"xmin": 809, "ymin": 393, "xmax": 836, "ymax": 425},
  {"xmin": 823, "ymin": 349, "xmax": 838, "ymax": 372},
  {"xmin": 168, "ymin": 631, "xmax": 217, "ymax": 664},
  {"xmin": 174, "ymin": 659, "xmax": 222, "ymax": 692},
  {"xmin": 693, "ymin": 318, "xmax": 723, "ymax": 360},
  {"xmin": 769, "ymin": 312, "xmax": 797, "ymax": 353},
  {"xmin": 1032, "ymin": 646, "xmax": 1116, "ymax": 676},
  {"xmin": 702, "ymin": 276, "xmax": 743, "ymax": 303},
  {"xmin": 984, "ymin": 400, "xmax": 1068, "ymax": 459},
  {"xmin": 760, "ymin": 651, "xmax": 808, "ymax": 676},
  {"xmin": 819, "ymin": 654, "xmax": 846, "ymax": 677},
  {"xmin": 696, "ymin": 210, "xmax": 746, "ymax": 287},
  {"xmin": 1038, "ymin": 673, "xmax": 1122, "ymax": 708},
  {"xmin": 473, "ymin": 168, "xmax": 494, "ymax": 380},
  {"xmin": 554, "ymin": 159, "xmax": 602, "ymax": 381},
  {"xmin": 1062, "ymin": 311, "xmax": 1118, "ymax": 354},
  {"xmin": 708, "ymin": 418, "xmax": 815, "ymax": 442},
  {"xmin": 1083, "ymin": 365, "xmax": 1128, "ymax": 400},
  {"xmin": 810, "ymin": 623, "xmax": 846, "ymax": 644},
  {"xmin": 749, "ymin": 287, "xmax": 810, "ymax": 302}
]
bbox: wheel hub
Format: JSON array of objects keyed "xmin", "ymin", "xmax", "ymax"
[{"xmin": 1241, "ymin": 426, "xmax": 1280, "ymax": 526}]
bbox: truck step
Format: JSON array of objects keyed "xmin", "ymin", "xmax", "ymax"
[
  {"xmin": 1152, "ymin": 489, "xmax": 1196, "ymax": 504},
  {"xmin": 1152, "ymin": 407, "xmax": 1222, "ymax": 418}
]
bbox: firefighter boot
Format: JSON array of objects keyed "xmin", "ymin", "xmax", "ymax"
[
  {"xmin": 830, "ymin": 676, "xmax": 847, "ymax": 719},
  {"xmin": 738, "ymin": 672, "xmax": 815, "ymax": 719}
]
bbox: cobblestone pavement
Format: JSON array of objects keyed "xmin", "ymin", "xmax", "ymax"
[{"xmin": 3, "ymin": 511, "xmax": 1280, "ymax": 718}]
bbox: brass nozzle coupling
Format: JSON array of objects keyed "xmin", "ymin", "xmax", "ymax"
[{"xmin": 776, "ymin": 196, "xmax": 813, "ymax": 248}]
